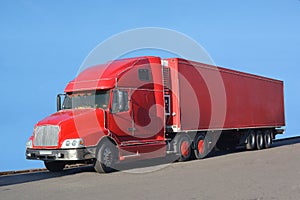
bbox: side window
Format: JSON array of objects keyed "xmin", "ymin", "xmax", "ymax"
[
  {"xmin": 138, "ymin": 69, "xmax": 150, "ymax": 81},
  {"xmin": 62, "ymin": 94, "xmax": 71, "ymax": 109},
  {"xmin": 111, "ymin": 90, "xmax": 129, "ymax": 113}
]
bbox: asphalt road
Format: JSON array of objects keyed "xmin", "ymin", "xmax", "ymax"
[{"xmin": 1, "ymin": 138, "xmax": 300, "ymax": 200}]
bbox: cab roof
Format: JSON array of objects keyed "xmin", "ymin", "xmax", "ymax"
[{"xmin": 64, "ymin": 56, "xmax": 161, "ymax": 93}]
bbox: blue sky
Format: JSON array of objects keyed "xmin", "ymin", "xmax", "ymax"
[{"xmin": 0, "ymin": 0, "xmax": 299, "ymax": 171}]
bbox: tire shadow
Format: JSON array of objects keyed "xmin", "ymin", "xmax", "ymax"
[{"xmin": 0, "ymin": 166, "xmax": 94, "ymax": 187}]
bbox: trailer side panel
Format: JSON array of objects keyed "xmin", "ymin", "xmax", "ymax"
[{"xmin": 166, "ymin": 58, "xmax": 285, "ymax": 131}]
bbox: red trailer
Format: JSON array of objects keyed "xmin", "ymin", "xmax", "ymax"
[
  {"xmin": 164, "ymin": 58, "xmax": 284, "ymax": 158},
  {"xmin": 26, "ymin": 56, "xmax": 285, "ymax": 173}
]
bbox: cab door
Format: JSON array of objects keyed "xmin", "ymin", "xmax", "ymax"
[{"xmin": 108, "ymin": 89, "xmax": 134, "ymax": 137}]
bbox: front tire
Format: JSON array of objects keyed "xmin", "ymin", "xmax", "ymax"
[
  {"xmin": 44, "ymin": 161, "xmax": 65, "ymax": 172},
  {"xmin": 94, "ymin": 141, "xmax": 118, "ymax": 173}
]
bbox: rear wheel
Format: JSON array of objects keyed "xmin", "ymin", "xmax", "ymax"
[
  {"xmin": 264, "ymin": 130, "xmax": 272, "ymax": 149},
  {"xmin": 246, "ymin": 130, "xmax": 256, "ymax": 150},
  {"xmin": 44, "ymin": 161, "xmax": 65, "ymax": 172},
  {"xmin": 193, "ymin": 134, "xmax": 207, "ymax": 159},
  {"xmin": 256, "ymin": 130, "xmax": 264, "ymax": 150},
  {"xmin": 177, "ymin": 135, "xmax": 192, "ymax": 162},
  {"xmin": 94, "ymin": 141, "xmax": 118, "ymax": 173}
]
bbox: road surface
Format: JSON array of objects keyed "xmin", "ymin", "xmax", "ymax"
[{"xmin": 1, "ymin": 138, "xmax": 300, "ymax": 200}]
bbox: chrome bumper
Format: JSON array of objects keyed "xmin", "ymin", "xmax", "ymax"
[{"xmin": 26, "ymin": 147, "xmax": 96, "ymax": 161}]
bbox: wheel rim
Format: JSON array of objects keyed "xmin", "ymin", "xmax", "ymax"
[
  {"xmin": 198, "ymin": 140, "xmax": 205, "ymax": 154},
  {"xmin": 103, "ymin": 147, "xmax": 113, "ymax": 167},
  {"xmin": 181, "ymin": 141, "xmax": 189, "ymax": 157}
]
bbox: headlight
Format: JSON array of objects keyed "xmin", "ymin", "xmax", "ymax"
[
  {"xmin": 61, "ymin": 138, "xmax": 84, "ymax": 149},
  {"xmin": 26, "ymin": 140, "xmax": 33, "ymax": 148}
]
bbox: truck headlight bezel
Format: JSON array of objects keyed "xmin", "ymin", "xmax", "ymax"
[{"xmin": 61, "ymin": 138, "xmax": 85, "ymax": 149}]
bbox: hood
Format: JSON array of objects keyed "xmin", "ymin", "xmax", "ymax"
[
  {"xmin": 37, "ymin": 109, "xmax": 97, "ymax": 126},
  {"xmin": 35, "ymin": 108, "xmax": 107, "ymax": 147}
]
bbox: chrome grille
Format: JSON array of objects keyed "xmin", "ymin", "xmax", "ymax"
[{"xmin": 34, "ymin": 125, "xmax": 59, "ymax": 147}]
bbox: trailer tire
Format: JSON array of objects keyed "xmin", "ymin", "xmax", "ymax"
[
  {"xmin": 256, "ymin": 130, "xmax": 264, "ymax": 150},
  {"xmin": 177, "ymin": 135, "xmax": 192, "ymax": 162},
  {"xmin": 264, "ymin": 130, "xmax": 272, "ymax": 149},
  {"xmin": 44, "ymin": 161, "xmax": 65, "ymax": 172},
  {"xmin": 194, "ymin": 134, "xmax": 207, "ymax": 159},
  {"xmin": 94, "ymin": 141, "xmax": 118, "ymax": 173},
  {"xmin": 246, "ymin": 130, "xmax": 256, "ymax": 150}
]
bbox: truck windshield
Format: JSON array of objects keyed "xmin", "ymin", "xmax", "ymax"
[{"xmin": 62, "ymin": 90, "xmax": 110, "ymax": 110}]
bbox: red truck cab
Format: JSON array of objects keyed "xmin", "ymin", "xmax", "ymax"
[{"xmin": 26, "ymin": 56, "xmax": 166, "ymax": 172}]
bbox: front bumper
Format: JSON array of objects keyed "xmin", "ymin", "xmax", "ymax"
[{"xmin": 26, "ymin": 147, "xmax": 96, "ymax": 161}]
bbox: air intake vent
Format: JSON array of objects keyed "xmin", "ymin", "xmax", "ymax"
[
  {"xmin": 34, "ymin": 125, "xmax": 59, "ymax": 147},
  {"xmin": 163, "ymin": 67, "xmax": 171, "ymax": 92}
]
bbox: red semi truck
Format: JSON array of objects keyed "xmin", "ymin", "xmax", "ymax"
[{"xmin": 26, "ymin": 56, "xmax": 285, "ymax": 173}]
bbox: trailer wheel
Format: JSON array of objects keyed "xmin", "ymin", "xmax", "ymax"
[
  {"xmin": 94, "ymin": 141, "xmax": 118, "ymax": 173},
  {"xmin": 44, "ymin": 161, "xmax": 65, "ymax": 172},
  {"xmin": 246, "ymin": 130, "xmax": 256, "ymax": 150},
  {"xmin": 194, "ymin": 134, "xmax": 207, "ymax": 159},
  {"xmin": 256, "ymin": 130, "xmax": 264, "ymax": 150},
  {"xmin": 264, "ymin": 130, "xmax": 272, "ymax": 149},
  {"xmin": 177, "ymin": 135, "xmax": 192, "ymax": 162}
]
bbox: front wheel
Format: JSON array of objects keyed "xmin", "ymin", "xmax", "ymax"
[
  {"xmin": 94, "ymin": 141, "xmax": 118, "ymax": 173},
  {"xmin": 44, "ymin": 161, "xmax": 65, "ymax": 172}
]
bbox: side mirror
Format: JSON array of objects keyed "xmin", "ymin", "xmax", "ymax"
[
  {"xmin": 57, "ymin": 94, "xmax": 66, "ymax": 111},
  {"xmin": 57, "ymin": 95, "xmax": 62, "ymax": 111}
]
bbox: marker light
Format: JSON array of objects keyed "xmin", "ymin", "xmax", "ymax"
[{"xmin": 26, "ymin": 140, "xmax": 33, "ymax": 149}]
